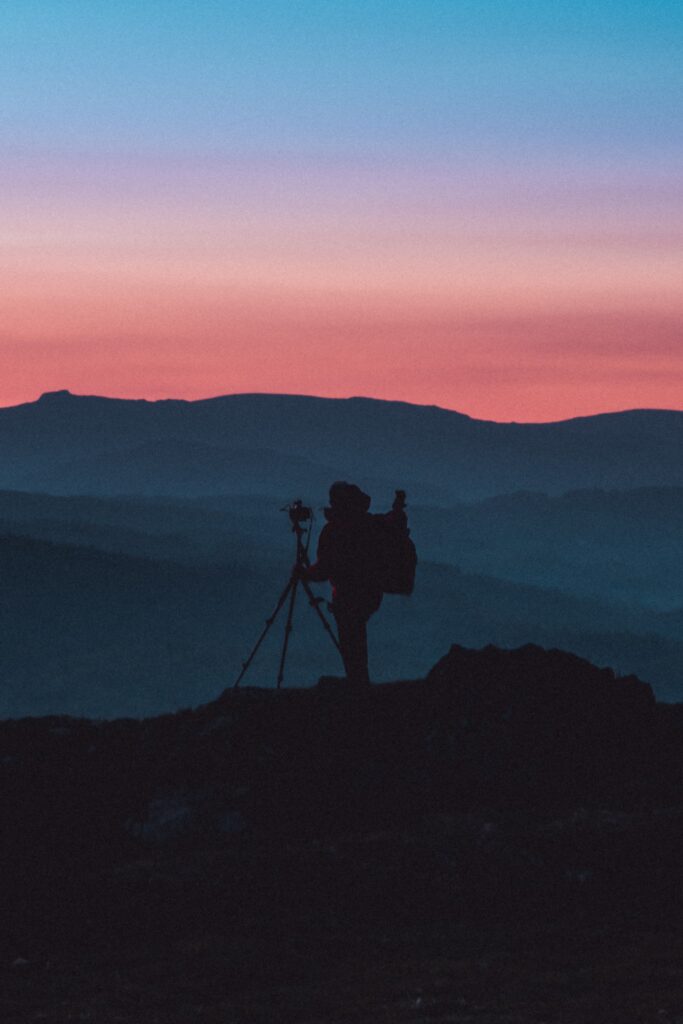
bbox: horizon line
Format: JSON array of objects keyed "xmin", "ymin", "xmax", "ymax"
[{"xmin": 1, "ymin": 388, "xmax": 681, "ymax": 427}]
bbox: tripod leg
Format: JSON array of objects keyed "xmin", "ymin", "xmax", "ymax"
[
  {"xmin": 300, "ymin": 578, "xmax": 342, "ymax": 654},
  {"xmin": 233, "ymin": 577, "xmax": 295, "ymax": 689},
  {"xmin": 276, "ymin": 575, "xmax": 300, "ymax": 689}
]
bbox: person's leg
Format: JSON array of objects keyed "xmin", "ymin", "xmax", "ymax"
[{"xmin": 334, "ymin": 610, "xmax": 370, "ymax": 685}]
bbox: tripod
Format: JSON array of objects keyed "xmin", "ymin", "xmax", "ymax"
[{"xmin": 233, "ymin": 505, "xmax": 341, "ymax": 689}]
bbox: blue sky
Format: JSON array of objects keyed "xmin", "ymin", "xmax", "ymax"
[{"xmin": 2, "ymin": 0, "xmax": 681, "ymax": 158}]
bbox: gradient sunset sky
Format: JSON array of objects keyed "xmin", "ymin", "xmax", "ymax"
[{"xmin": 2, "ymin": 0, "xmax": 681, "ymax": 421}]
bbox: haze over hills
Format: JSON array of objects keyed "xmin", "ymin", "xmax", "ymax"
[
  {"xmin": 410, "ymin": 487, "xmax": 683, "ymax": 610},
  {"xmin": 1, "ymin": 390, "xmax": 681, "ymax": 715},
  {"xmin": 2, "ymin": 485, "xmax": 682, "ymax": 613},
  {"xmin": 1, "ymin": 390, "xmax": 682, "ymax": 500},
  {"xmin": 2, "ymin": 526, "xmax": 682, "ymax": 717}
]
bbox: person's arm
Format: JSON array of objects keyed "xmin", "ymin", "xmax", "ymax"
[{"xmin": 301, "ymin": 523, "xmax": 333, "ymax": 582}]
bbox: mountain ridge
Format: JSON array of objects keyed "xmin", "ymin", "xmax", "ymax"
[
  {"xmin": 2, "ymin": 391, "xmax": 682, "ymax": 500},
  {"xmin": 14, "ymin": 387, "xmax": 683, "ymax": 425}
]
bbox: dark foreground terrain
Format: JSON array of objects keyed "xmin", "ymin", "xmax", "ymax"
[{"xmin": 2, "ymin": 644, "xmax": 683, "ymax": 1022}]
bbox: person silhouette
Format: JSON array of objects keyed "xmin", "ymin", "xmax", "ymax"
[{"xmin": 301, "ymin": 481, "xmax": 382, "ymax": 686}]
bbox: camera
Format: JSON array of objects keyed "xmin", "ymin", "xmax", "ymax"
[{"xmin": 282, "ymin": 499, "xmax": 312, "ymax": 526}]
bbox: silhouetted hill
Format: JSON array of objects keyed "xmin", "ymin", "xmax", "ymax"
[
  {"xmin": 3, "ymin": 485, "xmax": 682, "ymax": 615},
  {"xmin": 32, "ymin": 438, "xmax": 344, "ymax": 498},
  {"xmin": 2, "ymin": 646, "xmax": 683, "ymax": 1021},
  {"xmin": 3, "ymin": 531, "xmax": 683, "ymax": 717},
  {"xmin": 1, "ymin": 390, "xmax": 682, "ymax": 499},
  {"xmin": 2, "ymin": 396, "xmax": 681, "ymax": 717},
  {"xmin": 411, "ymin": 486, "xmax": 683, "ymax": 610},
  {"xmin": 0, "ymin": 488, "xmax": 281, "ymax": 566},
  {"xmin": 0, "ymin": 533, "xmax": 283, "ymax": 717}
]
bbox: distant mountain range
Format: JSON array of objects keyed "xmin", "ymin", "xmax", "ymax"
[
  {"xmin": 1, "ymin": 390, "xmax": 682, "ymax": 500},
  {"xmin": 410, "ymin": 487, "xmax": 683, "ymax": 610},
  {"xmin": 2, "ymin": 526, "xmax": 681, "ymax": 717},
  {"xmin": 1, "ymin": 390, "xmax": 681, "ymax": 715},
  {"xmin": 2, "ymin": 484, "xmax": 682, "ymax": 610}
]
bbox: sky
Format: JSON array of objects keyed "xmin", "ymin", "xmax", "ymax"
[{"xmin": 1, "ymin": 0, "xmax": 681, "ymax": 421}]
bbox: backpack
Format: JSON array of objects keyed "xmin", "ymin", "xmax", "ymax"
[{"xmin": 370, "ymin": 492, "xmax": 417, "ymax": 595}]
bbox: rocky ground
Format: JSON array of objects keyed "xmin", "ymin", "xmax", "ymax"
[{"xmin": 2, "ymin": 644, "xmax": 683, "ymax": 1022}]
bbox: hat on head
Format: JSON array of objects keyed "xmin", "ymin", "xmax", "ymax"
[{"xmin": 328, "ymin": 481, "xmax": 371, "ymax": 513}]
